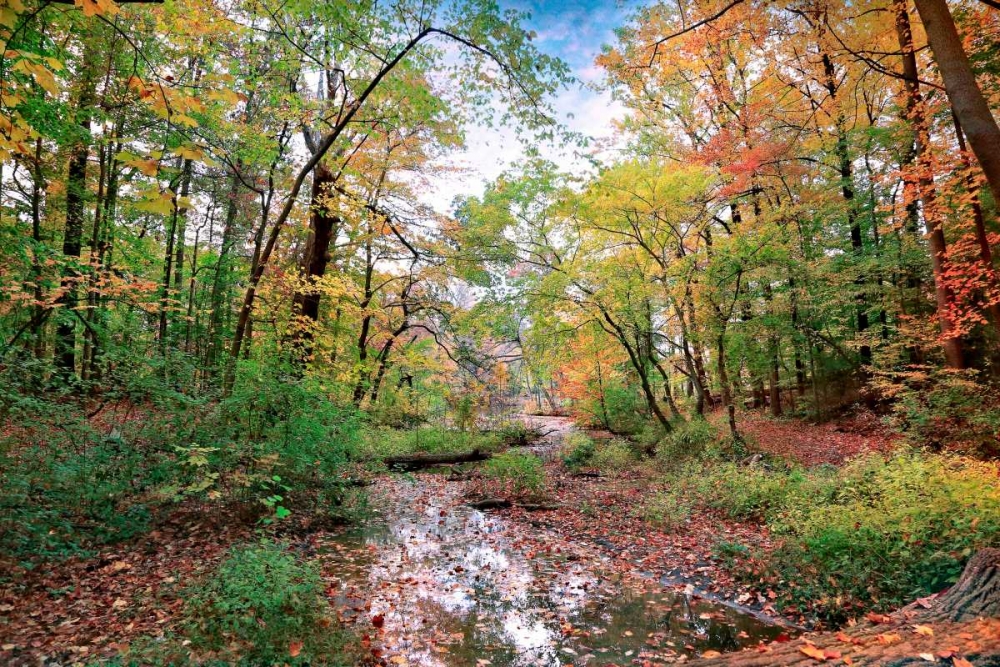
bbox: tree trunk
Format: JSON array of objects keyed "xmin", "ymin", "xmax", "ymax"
[
  {"xmin": 207, "ymin": 174, "xmax": 240, "ymax": 375},
  {"xmin": 291, "ymin": 160, "xmax": 339, "ymax": 359},
  {"xmin": 691, "ymin": 549, "xmax": 1000, "ymax": 666},
  {"xmin": 30, "ymin": 137, "xmax": 46, "ymax": 360},
  {"xmin": 914, "ymin": 0, "xmax": 1000, "ymax": 206},
  {"xmin": 895, "ymin": 1, "xmax": 965, "ymax": 369},
  {"xmin": 55, "ymin": 52, "xmax": 98, "ymax": 378},
  {"xmin": 821, "ymin": 50, "xmax": 870, "ymax": 366},
  {"xmin": 924, "ymin": 548, "xmax": 1000, "ymax": 623},
  {"xmin": 159, "ymin": 158, "xmax": 193, "ymax": 353},
  {"xmin": 382, "ymin": 449, "xmax": 493, "ymax": 471}
]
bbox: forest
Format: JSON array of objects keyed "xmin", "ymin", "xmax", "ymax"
[{"xmin": 3, "ymin": 0, "xmax": 1000, "ymax": 664}]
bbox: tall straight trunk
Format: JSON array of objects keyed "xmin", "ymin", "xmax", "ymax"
[
  {"xmin": 81, "ymin": 142, "xmax": 109, "ymax": 383},
  {"xmin": 716, "ymin": 335, "xmax": 738, "ymax": 437},
  {"xmin": 55, "ymin": 52, "xmax": 98, "ymax": 377},
  {"xmin": 763, "ymin": 283, "xmax": 782, "ymax": 416},
  {"xmin": 30, "ymin": 137, "xmax": 46, "ymax": 359},
  {"xmin": 790, "ymin": 279, "xmax": 806, "ymax": 396},
  {"xmin": 352, "ymin": 240, "xmax": 375, "ymax": 404},
  {"xmin": 173, "ymin": 165, "xmax": 192, "ymax": 293},
  {"xmin": 159, "ymin": 158, "xmax": 193, "ymax": 352},
  {"xmin": 185, "ymin": 223, "xmax": 202, "ymax": 353},
  {"xmin": 207, "ymin": 176, "xmax": 240, "ymax": 373},
  {"xmin": 291, "ymin": 161, "xmax": 339, "ymax": 358},
  {"xmin": 896, "ymin": 1, "xmax": 965, "ymax": 369},
  {"xmin": 674, "ymin": 300, "xmax": 706, "ymax": 416},
  {"xmin": 914, "ymin": 0, "xmax": 1000, "ymax": 205},
  {"xmin": 821, "ymin": 51, "xmax": 870, "ymax": 365}
]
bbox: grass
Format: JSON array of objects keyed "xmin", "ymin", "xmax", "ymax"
[
  {"xmin": 656, "ymin": 450, "xmax": 1000, "ymax": 623},
  {"xmin": 359, "ymin": 425, "xmax": 503, "ymax": 460}
]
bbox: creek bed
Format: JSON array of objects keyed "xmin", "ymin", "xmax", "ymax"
[{"xmin": 316, "ymin": 474, "xmax": 789, "ymax": 666}]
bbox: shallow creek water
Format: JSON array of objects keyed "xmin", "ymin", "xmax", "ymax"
[{"xmin": 316, "ymin": 417, "xmax": 789, "ymax": 666}]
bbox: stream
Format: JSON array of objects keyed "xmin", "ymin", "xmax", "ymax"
[{"xmin": 316, "ymin": 417, "xmax": 789, "ymax": 666}]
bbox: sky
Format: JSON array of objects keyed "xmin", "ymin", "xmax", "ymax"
[{"xmin": 421, "ymin": 0, "xmax": 639, "ymax": 213}]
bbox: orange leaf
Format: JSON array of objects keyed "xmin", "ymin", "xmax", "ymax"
[
  {"xmin": 799, "ymin": 644, "xmax": 828, "ymax": 661},
  {"xmin": 288, "ymin": 640, "xmax": 302, "ymax": 657}
]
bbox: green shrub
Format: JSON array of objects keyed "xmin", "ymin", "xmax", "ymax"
[
  {"xmin": 184, "ymin": 540, "xmax": 348, "ymax": 664},
  {"xmin": 712, "ymin": 539, "xmax": 751, "ymax": 567},
  {"xmin": 0, "ymin": 408, "xmax": 174, "ymax": 561},
  {"xmin": 641, "ymin": 491, "xmax": 691, "ymax": 529},
  {"xmin": 367, "ymin": 388, "xmax": 428, "ymax": 429},
  {"xmin": 601, "ymin": 383, "xmax": 646, "ymax": 434},
  {"xmin": 592, "ymin": 438, "xmax": 636, "ymax": 474},
  {"xmin": 362, "ymin": 425, "xmax": 502, "ymax": 459},
  {"xmin": 655, "ymin": 417, "xmax": 717, "ymax": 465},
  {"xmin": 879, "ymin": 368, "xmax": 1000, "ymax": 457},
  {"xmin": 482, "ymin": 451, "xmax": 546, "ymax": 496},
  {"xmin": 494, "ymin": 420, "xmax": 533, "ymax": 447},
  {"xmin": 561, "ymin": 432, "xmax": 596, "ymax": 470},
  {"xmin": 0, "ymin": 357, "xmax": 367, "ymax": 563},
  {"xmin": 666, "ymin": 452, "xmax": 1000, "ymax": 623}
]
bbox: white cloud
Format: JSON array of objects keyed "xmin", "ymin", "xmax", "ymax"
[{"xmin": 417, "ymin": 0, "xmax": 634, "ymax": 214}]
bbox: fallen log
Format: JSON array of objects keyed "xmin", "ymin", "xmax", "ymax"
[
  {"xmin": 468, "ymin": 498, "xmax": 511, "ymax": 510},
  {"xmin": 519, "ymin": 502, "xmax": 563, "ymax": 511},
  {"xmin": 466, "ymin": 497, "xmax": 562, "ymax": 511},
  {"xmin": 691, "ymin": 549, "xmax": 1000, "ymax": 666},
  {"xmin": 382, "ymin": 449, "xmax": 492, "ymax": 471}
]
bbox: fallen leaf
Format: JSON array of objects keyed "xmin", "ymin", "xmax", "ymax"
[{"xmin": 800, "ymin": 644, "xmax": 828, "ymax": 661}]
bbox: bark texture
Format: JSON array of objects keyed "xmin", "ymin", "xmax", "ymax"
[{"xmin": 693, "ymin": 549, "xmax": 1000, "ymax": 666}]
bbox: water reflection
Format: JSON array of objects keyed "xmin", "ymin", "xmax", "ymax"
[{"xmin": 319, "ymin": 475, "xmax": 789, "ymax": 666}]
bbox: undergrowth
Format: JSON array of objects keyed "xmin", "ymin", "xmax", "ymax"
[
  {"xmin": 91, "ymin": 540, "xmax": 358, "ymax": 666},
  {"xmin": 482, "ymin": 451, "xmax": 546, "ymax": 497},
  {"xmin": 659, "ymin": 451, "xmax": 1000, "ymax": 623}
]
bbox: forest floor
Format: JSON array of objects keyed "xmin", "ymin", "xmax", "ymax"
[{"xmin": 1, "ymin": 410, "xmax": 983, "ymax": 667}]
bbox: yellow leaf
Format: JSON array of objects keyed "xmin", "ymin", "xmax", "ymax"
[
  {"xmin": 12, "ymin": 59, "xmax": 59, "ymax": 96},
  {"xmin": 5, "ymin": 0, "xmax": 27, "ymax": 11},
  {"xmin": 122, "ymin": 155, "xmax": 159, "ymax": 177},
  {"xmin": 0, "ymin": 7, "xmax": 18, "ymax": 29},
  {"xmin": 75, "ymin": 0, "xmax": 119, "ymax": 18},
  {"xmin": 172, "ymin": 113, "xmax": 198, "ymax": 128},
  {"xmin": 912, "ymin": 624, "xmax": 933, "ymax": 637},
  {"xmin": 134, "ymin": 190, "xmax": 175, "ymax": 216},
  {"xmin": 175, "ymin": 144, "xmax": 204, "ymax": 161}
]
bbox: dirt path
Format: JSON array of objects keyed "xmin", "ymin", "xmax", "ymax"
[{"xmin": 316, "ymin": 416, "xmax": 792, "ymax": 666}]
